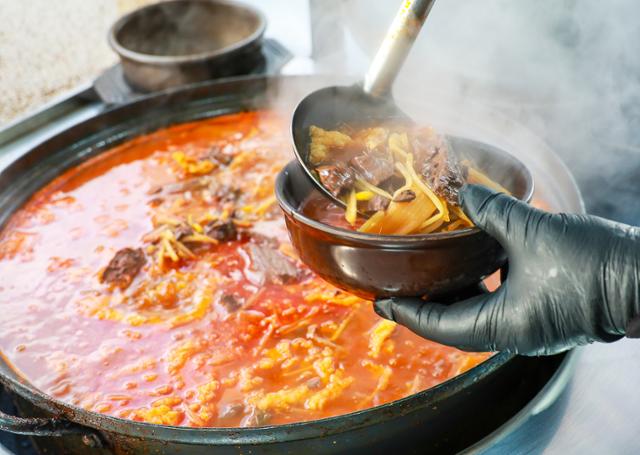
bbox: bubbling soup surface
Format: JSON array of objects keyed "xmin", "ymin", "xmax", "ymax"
[{"xmin": 0, "ymin": 111, "xmax": 498, "ymax": 428}]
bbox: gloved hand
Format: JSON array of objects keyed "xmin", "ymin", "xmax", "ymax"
[{"xmin": 374, "ymin": 184, "xmax": 640, "ymax": 356}]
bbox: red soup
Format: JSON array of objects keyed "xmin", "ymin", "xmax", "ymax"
[{"xmin": 0, "ymin": 111, "xmax": 491, "ymax": 428}]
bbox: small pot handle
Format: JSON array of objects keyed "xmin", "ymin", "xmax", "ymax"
[{"xmin": 0, "ymin": 409, "xmax": 104, "ymax": 448}]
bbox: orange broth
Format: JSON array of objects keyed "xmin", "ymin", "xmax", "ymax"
[{"xmin": 0, "ymin": 111, "xmax": 492, "ymax": 428}]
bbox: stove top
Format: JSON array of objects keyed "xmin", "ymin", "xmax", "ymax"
[{"xmin": 478, "ymin": 341, "xmax": 640, "ymax": 454}]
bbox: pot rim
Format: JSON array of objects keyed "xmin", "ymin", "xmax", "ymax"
[
  {"xmin": 108, "ymin": 0, "xmax": 267, "ymax": 65},
  {"xmin": 0, "ymin": 352, "xmax": 513, "ymax": 443}
]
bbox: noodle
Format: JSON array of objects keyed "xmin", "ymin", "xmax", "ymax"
[
  {"xmin": 450, "ymin": 205, "xmax": 473, "ymax": 226},
  {"xmin": 309, "ymin": 124, "xmax": 507, "ymax": 236},
  {"xmin": 358, "ymin": 211, "xmax": 385, "ymax": 233},
  {"xmin": 388, "ymin": 133, "xmax": 410, "ymax": 161},
  {"xmin": 345, "ymin": 189, "xmax": 357, "ymax": 226},
  {"xmin": 355, "ymin": 179, "xmax": 393, "ymax": 200},
  {"xmin": 419, "ymin": 212, "xmax": 443, "ymax": 230},
  {"xmin": 419, "ymin": 219, "xmax": 445, "ymax": 234},
  {"xmin": 463, "ymin": 162, "xmax": 511, "ymax": 195},
  {"xmin": 355, "ymin": 191, "xmax": 375, "ymax": 201}
]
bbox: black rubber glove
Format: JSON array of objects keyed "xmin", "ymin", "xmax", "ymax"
[{"xmin": 374, "ymin": 184, "xmax": 640, "ymax": 356}]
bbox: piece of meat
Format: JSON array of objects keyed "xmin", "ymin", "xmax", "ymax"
[
  {"xmin": 147, "ymin": 197, "xmax": 164, "ymax": 207},
  {"xmin": 393, "ymin": 189, "xmax": 416, "ymax": 202},
  {"xmin": 248, "ymin": 244, "xmax": 299, "ymax": 285},
  {"xmin": 411, "ymin": 130, "xmax": 466, "ymax": 205},
  {"xmin": 316, "ymin": 162, "xmax": 355, "ymax": 197},
  {"xmin": 147, "ymin": 185, "xmax": 162, "ymax": 195},
  {"xmin": 208, "ymin": 144, "xmax": 234, "ymax": 166},
  {"xmin": 308, "ymin": 126, "xmax": 353, "ymax": 164},
  {"xmin": 381, "ymin": 175, "xmax": 404, "ymax": 193},
  {"xmin": 173, "ymin": 223, "xmax": 194, "ymax": 241},
  {"xmin": 101, "ymin": 248, "xmax": 146, "ymax": 290},
  {"xmin": 350, "ymin": 152, "xmax": 394, "ymax": 186},
  {"xmin": 205, "ymin": 220, "xmax": 237, "ymax": 242},
  {"xmin": 423, "ymin": 150, "xmax": 467, "ymax": 205},
  {"xmin": 366, "ymin": 195, "xmax": 390, "ymax": 212},
  {"xmin": 220, "ymin": 294, "xmax": 243, "ymax": 312}
]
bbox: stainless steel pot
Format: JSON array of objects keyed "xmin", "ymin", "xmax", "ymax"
[{"xmin": 108, "ymin": 0, "xmax": 266, "ymax": 92}]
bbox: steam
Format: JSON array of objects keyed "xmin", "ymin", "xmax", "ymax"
[{"xmin": 310, "ymin": 0, "xmax": 640, "ymax": 219}]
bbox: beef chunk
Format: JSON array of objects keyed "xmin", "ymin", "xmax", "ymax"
[
  {"xmin": 208, "ymin": 145, "xmax": 234, "ymax": 166},
  {"xmin": 147, "ymin": 197, "xmax": 164, "ymax": 207},
  {"xmin": 366, "ymin": 195, "xmax": 390, "ymax": 212},
  {"xmin": 101, "ymin": 248, "xmax": 145, "ymax": 290},
  {"xmin": 422, "ymin": 149, "xmax": 467, "ymax": 205},
  {"xmin": 393, "ymin": 189, "xmax": 416, "ymax": 202},
  {"xmin": 220, "ymin": 294, "xmax": 243, "ymax": 312},
  {"xmin": 147, "ymin": 185, "xmax": 162, "ymax": 195},
  {"xmin": 316, "ymin": 162, "xmax": 355, "ymax": 197},
  {"xmin": 411, "ymin": 131, "xmax": 466, "ymax": 205},
  {"xmin": 205, "ymin": 220, "xmax": 237, "ymax": 242},
  {"xmin": 349, "ymin": 152, "xmax": 394, "ymax": 186},
  {"xmin": 174, "ymin": 223, "xmax": 194, "ymax": 241},
  {"xmin": 248, "ymin": 244, "xmax": 299, "ymax": 285}
]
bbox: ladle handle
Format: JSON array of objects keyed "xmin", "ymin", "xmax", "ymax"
[{"xmin": 362, "ymin": 0, "xmax": 436, "ymax": 98}]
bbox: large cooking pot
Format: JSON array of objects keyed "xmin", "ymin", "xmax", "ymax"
[{"xmin": 0, "ymin": 76, "xmax": 583, "ymax": 454}]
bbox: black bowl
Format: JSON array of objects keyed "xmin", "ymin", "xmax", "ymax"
[
  {"xmin": 108, "ymin": 0, "xmax": 266, "ymax": 92},
  {"xmin": 276, "ymin": 137, "xmax": 534, "ymax": 299}
]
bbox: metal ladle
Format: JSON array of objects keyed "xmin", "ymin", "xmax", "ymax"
[
  {"xmin": 291, "ymin": 0, "xmax": 437, "ymax": 207},
  {"xmin": 281, "ymin": 0, "xmax": 536, "ymax": 299}
]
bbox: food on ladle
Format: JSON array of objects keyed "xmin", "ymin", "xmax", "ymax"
[{"xmin": 307, "ymin": 125, "xmax": 505, "ymax": 235}]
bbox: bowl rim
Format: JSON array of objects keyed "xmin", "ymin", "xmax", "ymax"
[
  {"xmin": 275, "ymin": 146, "xmax": 534, "ymax": 245},
  {"xmin": 108, "ymin": 0, "xmax": 267, "ymax": 65}
]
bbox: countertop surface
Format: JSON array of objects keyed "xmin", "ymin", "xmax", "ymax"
[
  {"xmin": 481, "ymin": 340, "xmax": 640, "ymax": 454},
  {"xmin": 0, "ymin": 0, "xmax": 313, "ymax": 126}
]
